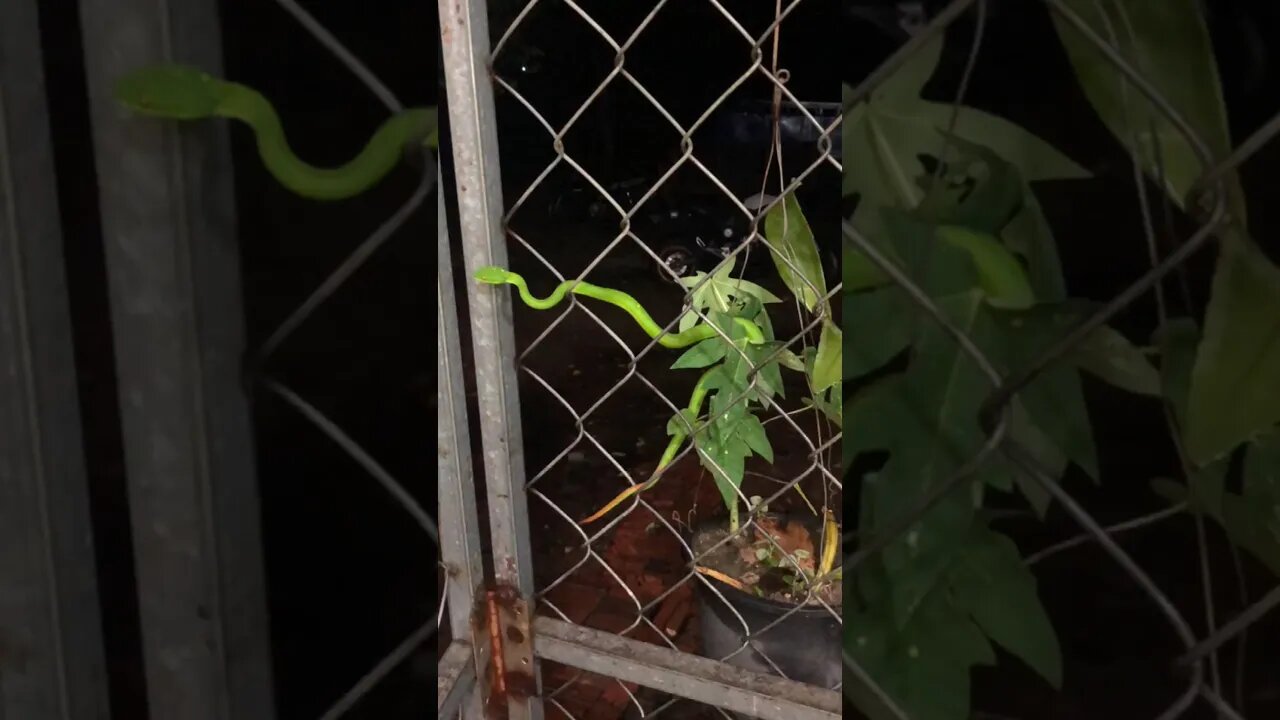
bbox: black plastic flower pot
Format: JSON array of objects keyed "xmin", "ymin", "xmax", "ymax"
[{"xmin": 687, "ymin": 513, "xmax": 842, "ymax": 691}]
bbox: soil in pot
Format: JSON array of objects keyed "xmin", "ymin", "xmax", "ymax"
[{"xmin": 689, "ymin": 513, "xmax": 843, "ymax": 691}]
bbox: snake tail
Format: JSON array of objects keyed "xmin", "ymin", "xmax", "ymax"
[{"xmin": 581, "ymin": 369, "xmax": 715, "ymax": 524}]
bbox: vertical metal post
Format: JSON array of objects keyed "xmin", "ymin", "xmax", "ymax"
[
  {"xmin": 439, "ymin": 0, "xmax": 541, "ymax": 716},
  {"xmin": 74, "ymin": 1, "xmax": 276, "ymax": 718},
  {"xmin": 437, "ymin": 170, "xmax": 487, "ymax": 719},
  {"xmin": 439, "ymin": 0, "xmax": 535, "ymax": 597},
  {"xmin": 0, "ymin": 2, "xmax": 112, "ymax": 718}
]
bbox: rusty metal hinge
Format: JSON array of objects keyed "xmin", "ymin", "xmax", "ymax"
[{"xmin": 475, "ymin": 583, "xmax": 535, "ymax": 718}]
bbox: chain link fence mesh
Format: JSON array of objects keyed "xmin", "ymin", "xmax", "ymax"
[
  {"xmin": 231, "ymin": 1, "xmax": 443, "ymax": 716},
  {"xmin": 473, "ymin": 0, "xmax": 843, "ymax": 718},
  {"xmin": 437, "ymin": 0, "xmax": 1280, "ymax": 719}
]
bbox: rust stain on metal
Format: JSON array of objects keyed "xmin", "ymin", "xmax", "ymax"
[
  {"xmin": 475, "ymin": 582, "xmax": 536, "ymax": 715},
  {"xmin": 485, "ymin": 589, "xmax": 508, "ymax": 695}
]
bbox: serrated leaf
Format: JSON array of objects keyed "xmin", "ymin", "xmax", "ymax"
[
  {"xmin": 764, "ymin": 192, "xmax": 827, "ymax": 312},
  {"xmin": 949, "ymin": 527, "xmax": 1063, "ymax": 689},
  {"xmin": 1185, "ymin": 240, "xmax": 1280, "ymax": 465},
  {"xmin": 671, "ymin": 337, "xmax": 727, "ymax": 369},
  {"xmin": 812, "ymin": 319, "xmax": 842, "ymax": 392}
]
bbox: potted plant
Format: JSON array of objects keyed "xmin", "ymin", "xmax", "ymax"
[{"xmin": 474, "ymin": 190, "xmax": 844, "ymax": 688}]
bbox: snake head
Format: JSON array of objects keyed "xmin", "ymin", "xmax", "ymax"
[
  {"xmin": 474, "ymin": 266, "xmax": 513, "ymax": 284},
  {"xmin": 114, "ymin": 64, "xmax": 225, "ymax": 119}
]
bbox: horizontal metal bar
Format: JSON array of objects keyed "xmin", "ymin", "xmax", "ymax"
[
  {"xmin": 438, "ymin": 640, "xmax": 480, "ymax": 718},
  {"xmin": 532, "ymin": 617, "xmax": 840, "ymax": 720}
]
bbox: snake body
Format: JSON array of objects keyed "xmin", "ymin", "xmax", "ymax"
[
  {"xmin": 475, "ymin": 266, "xmax": 765, "ymax": 349},
  {"xmin": 114, "ymin": 64, "xmax": 437, "ymax": 200}
]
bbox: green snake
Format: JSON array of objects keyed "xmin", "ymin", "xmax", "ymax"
[
  {"xmin": 474, "ymin": 266, "xmax": 765, "ymax": 349},
  {"xmin": 114, "ymin": 64, "xmax": 438, "ymax": 201},
  {"xmin": 580, "ymin": 368, "xmax": 715, "ymax": 524},
  {"xmin": 845, "ymin": 222, "xmax": 1035, "ymax": 309},
  {"xmin": 475, "ymin": 266, "xmax": 765, "ymax": 523}
]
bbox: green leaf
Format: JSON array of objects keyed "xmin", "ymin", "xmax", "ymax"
[
  {"xmin": 1068, "ymin": 325, "xmax": 1161, "ymax": 396},
  {"xmin": 701, "ymin": 433, "xmax": 748, "ymax": 511},
  {"xmin": 1002, "ymin": 191, "xmax": 1068, "ymax": 301},
  {"xmin": 812, "ymin": 319, "xmax": 842, "ymax": 392},
  {"xmin": 883, "ymin": 497, "xmax": 972, "ymax": 628},
  {"xmin": 1003, "ymin": 400, "xmax": 1066, "ymax": 517},
  {"xmin": 1244, "ymin": 430, "xmax": 1280, "ymax": 502},
  {"xmin": 949, "ymin": 527, "xmax": 1063, "ymax": 689},
  {"xmin": 666, "ymin": 408, "xmax": 698, "ymax": 437},
  {"xmin": 848, "ymin": 584, "xmax": 995, "ymax": 720},
  {"xmin": 739, "ymin": 414, "xmax": 773, "ymax": 463},
  {"xmin": 988, "ymin": 303, "xmax": 1099, "ymax": 481},
  {"xmin": 914, "ymin": 131, "xmax": 1027, "ymax": 235},
  {"xmin": 1154, "ymin": 316, "xmax": 1200, "ymax": 424},
  {"xmin": 671, "ymin": 337, "xmax": 727, "ymax": 369},
  {"xmin": 1049, "ymin": 0, "xmax": 1244, "ymax": 222},
  {"xmin": 764, "ymin": 192, "xmax": 827, "ymax": 312},
  {"xmin": 936, "ymin": 226, "xmax": 1035, "ymax": 310},
  {"xmin": 852, "ymin": 292, "xmax": 993, "ymax": 627},
  {"xmin": 815, "ymin": 382, "xmax": 842, "ymax": 426},
  {"xmin": 778, "ymin": 348, "xmax": 806, "ymax": 372},
  {"xmin": 1220, "ymin": 493, "xmax": 1280, "ymax": 576},
  {"xmin": 1185, "ymin": 241, "xmax": 1280, "ymax": 464},
  {"xmin": 844, "ymin": 286, "xmax": 911, "ymax": 379},
  {"xmin": 918, "ymin": 104, "xmax": 1091, "ymax": 183},
  {"xmin": 846, "ymin": 32, "xmax": 1088, "ymax": 215}
]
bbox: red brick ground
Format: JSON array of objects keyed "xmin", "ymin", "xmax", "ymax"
[{"xmin": 536, "ymin": 459, "xmax": 723, "ymax": 720}]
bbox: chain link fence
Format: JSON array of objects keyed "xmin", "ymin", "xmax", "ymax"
[
  {"xmin": 440, "ymin": 0, "xmax": 842, "ymax": 718},
  {"xmin": 232, "ymin": 1, "xmax": 444, "ymax": 716}
]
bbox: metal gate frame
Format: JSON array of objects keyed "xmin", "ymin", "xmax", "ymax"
[{"xmin": 434, "ymin": 0, "xmax": 842, "ymax": 718}]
